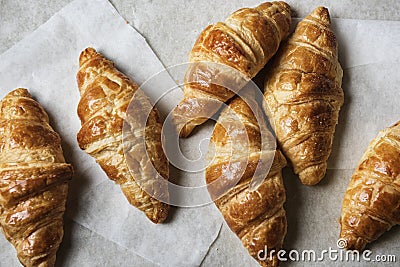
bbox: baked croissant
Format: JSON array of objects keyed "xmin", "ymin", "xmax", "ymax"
[
  {"xmin": 263, "ymin": 7, "xmax": 344, "ymax": 185},
  {"xmin": 172, "ymin": 1, "xmax": 292, "ymax": 137},
  {"xmin": 206, "ymin": 91, "xmax": 287, "ymax": 267},
  {"xmin": 340, "ymin": 121, "xmax": 400, "ymax": 251},
  {"xmin": 76, "ymin": 48, "xmax": 169, "ymax": 223},
  {"xmin": 0, "ymin": 88, "xmax": 73, "ymax": 267}
]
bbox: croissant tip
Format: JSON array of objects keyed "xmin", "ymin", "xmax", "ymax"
[
  {"xmin": 390, "ymin": 120, "xmax": 400, "ymax": 128},
  {"xmin": 298, "ymin": 163, "xmax": 326, "ymax": 185},
  {"xmin": 257, "ymin": 251, "xmax": 280, "ymax": 267},
  {"xmin": 172, "ymin": 115, "xmax": 194, "ymax": 137},
  {"xmin": 5, "ymin": 88, "xmax": 31, "ymax": 98},
  {"xmin": 338, "ymin": 235, "xmax": 367, "ymax": 251},
  {"xmin": 178, "ymin": 127, "xmax": 192, "ymax": 138},
  {"xmin": 257, "ymin": 1, "xmax": 291, "ymax": 16},
  {"xmin": 309, "ymin": 6, "xmax": 331, "ymax": 25},
  {"xmin": 147, "ymin": 205, "xmax": 169, "ymax": 224},
  {"xmin": 149, "ymin": 217, "xmax": 165, "ymax": 224},
  {"xmin": 79, "ymin": 47, "xmax": 99, "ymax": 66}
]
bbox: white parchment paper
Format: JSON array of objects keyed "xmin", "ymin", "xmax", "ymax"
[
  {"xmin": 327, "ymin": 19, "xmax": 400, "ymax": 170},
  {"xmin": 0, "ymin": 0, "xmax": 400, "ymax": 266},
  {"xmin": 0, "ymin": 0, "xmax": 222, "ymax": 266}
]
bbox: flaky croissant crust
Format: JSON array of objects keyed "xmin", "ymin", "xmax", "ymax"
[
  {"xmin": 76, "ymin": 48, "xmax": 169, "ymax": 223},
  {"xmin": 173, "ymin": 1, "xmax": 292, "ymax": 137},
  {"xmin": 340, "ymin": 121, "xmax": 400, "ymax": 251},
  {"xmin": 0, "ymin": 88, "xmax": 72, "ymax": 267},
  {"xmin": 206, "ymin": 92, "xmax": 287, "ymax": 267},
  {"xmin": 263, "ymin": 6, "xmax": 344, "ymax": 185}
]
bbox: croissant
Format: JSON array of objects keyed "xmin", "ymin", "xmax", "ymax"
[
  {"xmin": 340, "ymin": 121, "xmax": 400, "ymax": 251},
  {"xmin": 76, "ymin": 48, "xmax": 169, "ymax": 223},
  {"xmin": 172, "ymin": 1, "xmax": 292, "ymax": 137},
  {"xmin": 0, "ymin": 88, "xmax": 73, "ymax": 267},
  {"xmin": 263, "ymin": 7, "xmax": 344, "ymax": 185},
  {"xmin": 206, "ymin": 91, "xmax": 287, "ymax": 267}
]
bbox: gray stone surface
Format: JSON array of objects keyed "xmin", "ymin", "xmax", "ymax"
[
  {"xmin": 2, "ymin": 0, "xmax": 400, "ymax": 62},
  {"xmin": 1, "ymin": 1, "xmax": 400, "ymax": 266}
]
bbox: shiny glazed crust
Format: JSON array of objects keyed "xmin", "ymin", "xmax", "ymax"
[
  {"xmin": 76, "ymin": 48, "xmax": 169, "ymax": 223},
  {"xmin": 206, "ymin": 92, "xmax": 287, "ymax": 267},
  {"xmin": 340, "ymin": 121, "xmax": 400, "ymax": 251},
  {"xmin": 263, "ymin": 7, "xmax": 344, "ymax": 185},
  {"xmin": 0, "ymin": 88, "xmax": 73, "ymax": 267},
  {"xmin": 173, "ymin": 1, "xmax": 292, "ymax": 137}
]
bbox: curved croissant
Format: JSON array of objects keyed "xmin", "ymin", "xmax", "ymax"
[
  {"xmin": 263, "ymin": 7, "xmax": 344, "ymax": 185},
  {"xmin": 340, "ymin": 121, "xmax": 400, "ymax": 251},
  {"xmin": 76, "ymin": 48, "xmax": 169, "ymax": 223},
  {"xmin": 206, "ymin": 91, "xmax": 287, "ymax": 266},
  {"xmin": 0, "ymin": 88, "xmax": 73, "ymax": 266},
  {"xmin": 173, "ymin": 1, "xmax": 292, "ymax": 137}
]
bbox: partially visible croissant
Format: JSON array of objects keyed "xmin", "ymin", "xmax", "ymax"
[
  {"xmin": 173, "ymin": 1, "xmax": 291, "ymax": 137},
  {"xmin": 206, "ymin": 91, "xmax": 287, "ymax": 267},
  {"xmin": 0, "ymin": 88, "xmax": 73, "ymax": 267},
  {"xmin": 263, "ymin": 7, "xmax": 344, "ymax": 185},
  {"xmin": 340, "ymin": 121, "xmax": 400, "ymax": 251},
  {"xmin": 76, "ymin": 48, "xmax": 169, "ymax": 223}
]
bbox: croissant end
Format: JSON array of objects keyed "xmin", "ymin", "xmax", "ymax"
[
  {"xmin": 310, "ymin": 6, "xmax": 331, "ymax": 25},
  {"xmin": 79, "ymin": 47, "xmax": 100, "ymax": 66},
  {"xmin": 298, "ymin": 163, "xmax": 327, "ymax": 185},
  {"xmin": 340, "ymin": 232, "xmax": 368, "ymax": 251}
]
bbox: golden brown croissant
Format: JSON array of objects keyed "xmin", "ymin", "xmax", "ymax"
[
  {"xmin": 76, "ymin": 48, "xmax": 169, "ymax": 223},
  {"xmin": 0, "ymin": 88, "xmax": 73, "ymax": 267},
  {"xmin": 263, "ymin": 7, "xmax": 344, "ymax": 185},
  {"xmin": 206, "ymin": 91, "xmax": 287, "ymax": 267},
  {"xmin": 172, "ymin": 1, "xmax": 292, "ymax": 137},
  {"xmin": 340, "ymin": 121, "xmax": 400, "ymax": 251}
]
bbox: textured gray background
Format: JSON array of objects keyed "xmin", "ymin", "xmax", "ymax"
[{"xmin": 1, "ymin": 0, "xmax": 400, "ymax": 266}]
